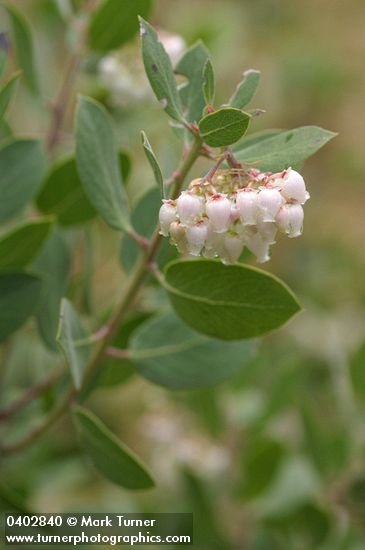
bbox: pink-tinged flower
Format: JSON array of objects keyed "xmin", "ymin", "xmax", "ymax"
[
  {"xmin": 256, "ymin": 218, "xmax": 277, "ymax": 244},
  {"xmin": 203, "ymin": 224, "xmax": 222, "ymax": 257},
  {"xmin": 236, "ymin": 189, "xmax": 258, "ymax": 225},
  {"xmin": 257, "ymin": 187, "xmax": 284, "ymax": 222},
  {"xmin": 186, "ymin": 220, "xmax": 209, "ymax": 256},
  {"xmin": 276, "ymin": 203, "xmax": 304, "ymax": 237},
  {"xmin": 220, "ymin": 234, "xmax": 244, "ymax": 264},
  {"xmin": 206, "ymin": 194, "xmax": 232, "ymax": 233},
  {"xmin": 159, "ymin": 200, "xmax": 176, "ymax": 236},
  {"xmin": 176, "ymin": 191, "xmax": 203, "ymax": 225},
  {"xmin": 169, "ymin": 221, "xmax": 188, "ymax": 253},
  {"xmin": 161, "ymin": 166, "xmax": 309, "ymax": 265},
  {"xmin": 280, "ymin": 169, "xmax": 310, "ymax": 204},
  {"xmin": 244, "ymin": 232, "xmax": 270, "ymax": 263}
]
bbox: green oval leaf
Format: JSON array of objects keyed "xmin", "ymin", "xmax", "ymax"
[
  {"xmin": 202, "ymin": 58, "xmax": 215, "ymax": 106},
  {"xmin": 0, "ymin": 139, "xmax": 46, "ymax": 223},
  {"xmin": 33, "ymin": 230, "xmax": 71, "ymax": 350},
  {"xmin": 0, "ymin": 272, "xmax": 42, "ymax": 342},
  {"xmin": 73, "ymin": 406, "xmax": 155, "ymax": 490},
  {"xmin": 229, "ymin": 69, "xmax": 261, "ymax": 110},
  {"xmin": 234, "ymin": 126, "xmax": 337, "ymax": 172},
  {"xmin": 4, "ymin": 5, "xmax": 39, "ymax": 94},
  {"xmin": 0, "ymin": 71, "xmax": 20, "ymax": 120},
  {"xmin": 0, "ymin": 119, "xmax": 12, "ymax": 144},
  {"xmin": 235, "ymin": 129, "xmax": 282, "ymax": 150},
  {"xmin": 175, "ymin": 41, "xmax": 209, "ymax": 123},
  {"xmin": 37, "ymin": 157, "xmax": 96, "ymax": 226},
  {"xmin": 163, "ymin": 259, "xmax": 301, "ymax": 340},
  {"xmin": 0, "ymin": 45, "xmax": 7, "ymax": 80},
  {"xmin": 141, "ymin": 131, "xmax": 163, "ymax": 196},
  {"xmin": 350, "ymin": 340, "xmax": 365, "ymax": 405},
  {"xmin": 37, "ymin": 152, "xmax": 130, "ymax": 227},
  {"xmin": 139, "ymin": 18, "xmax": 183, "ymax": 122},
  {"xmin": 56, "ymin": 299, "xmax": 90, "ymax": 390},
  {"xmin": 198, "ymin": 108, "xmax": 250, "ymax": 147},
  {"xmin": 129, "ymin": 312, "xmax": 256, "ymax": 389},
  {"xmin": 0, "ymin": 217, "xmax": 54, "ymax": 270},
  {"xmin": 238, "ymin": 437, "xmax": 286, "ymax": 499},
  {"xmin": 75, "ymin": 96, "xmax": 130, "ymax": 231},
  {"xmin": 89, "ymin": 0, "xmax": 151, "ymax": 52}
]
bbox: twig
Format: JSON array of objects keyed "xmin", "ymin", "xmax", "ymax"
[
  {"xmin": 105, "ymin": 347, "xmax": 130, "ymax": 359},
  {"xmin": 0, "ymin": 387, "xmax": 76, "ymax": 458},
  {"xmin": 46, "ymin": 51, "xmax": 82, "ymax": 153},
  {"xmin": 73, "ymin": 325, "xmax": 110, "ymax": 348},
  {"xmin": 202, "ymin": 154, "xmax": 225, "ymax": 183},
  {"xmin": 147, "ymin": 261, "xmax": 164, "ymax": 283},
  {"xmin": 45, "ymin": 0, "xmax": 98, "ymax": 153},
  {"xmin": 224, "ymin": 147, "xmax": 242, "ymax": 169},
  {"xmin": 0, "ymin": 368, "xmax": 65, "ymax": 422},
  {"xmin": 127, "ymin": 229, "xmax": 150, "ymax": 250}
]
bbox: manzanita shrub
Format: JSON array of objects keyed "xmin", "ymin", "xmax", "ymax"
[{"xmin": 0, "ymin": 0, "xmax": 337, "ymax": 502}]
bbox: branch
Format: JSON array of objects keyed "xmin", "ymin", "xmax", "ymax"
[
  {"xmin": 224, "ymin": 147, "xmax": 242, "ymax": 169},
  {"xmin": 46, "ymin": 52, "xmax": 82, "ymax": 153},
  {"xmin": 0, "ymin": 368, "xmax": 65, "ymax": 422},
  {"xmin": 127, "ymin": 229, "xmax": 150, "ymax": 250},
  {"xmin": 0, "ymin": 136, "xmax": 203, "ymax": 457},
  {"xmin": 45, "ymin": 0, "xmax": 98, "ymax": 153},
  {"xmin": 105, "ymin": 347, "xmax": 130, "ymax": 359},
  {"xmin": 65, "ymin": 136, "xmax": 202, "ymax": 392},
  {"xmin": 0, "ymin": 387, "xmax": 75, "ymax": 457},
  {"xmin": 202, "ymin": 154, "xmax": 225, "ymax": 183}
]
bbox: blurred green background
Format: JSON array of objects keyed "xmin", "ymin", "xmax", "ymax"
[{"xmin": 1, "ymin": 0, "xmax": 365, "ymax": 548}]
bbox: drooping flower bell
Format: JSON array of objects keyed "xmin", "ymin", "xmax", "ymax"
[
  {"xmin": 276, "ymin": 203, "xmax": 304, "ymax": 238},
  {"xmin": 176, "ymin": 191, "xmax": 203, "ymax": 226},
  {"xmin": 186, "ymin": 220, "xmax": 209, "ymax": 256},
  {"xmin": 257, "ymin": 187, "xmax": 284, "ymax": 222},
  {"xmin": 236, "ymin": 189, "xmax": 258, "ymax": 226},
  {"xmin": 277, "ymin": 169, "xmax": 310, "ymax": 204},
  {"xmin": 205, "ymin": 194, "xmax": 232, "ymax": 233},
  {"xmin": 159, "ymin": 200, "xmax": 177, "ymax": 237}
]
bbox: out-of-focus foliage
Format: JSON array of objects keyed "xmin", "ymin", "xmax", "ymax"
[{"xmin": 0, "ymin": 0, "xmax": 365, "ymax": 548}]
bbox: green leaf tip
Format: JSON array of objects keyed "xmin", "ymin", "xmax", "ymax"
[
  {"xmin": 73, "ymin": 405, "xmax": 155, "ymax": 490},
  {"xmin": 199, "ymin": 108, "xmax": 250, "ymax": 147}
]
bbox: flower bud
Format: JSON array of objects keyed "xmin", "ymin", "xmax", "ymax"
[
  {"xmin": 206, "ymin": 194, "xmax": 232, "ymax": 233},
  {"xmin": 280, "ymin": 169, "xmax": 309, "ymax": 204},
  {"xmin": 276, "ymin": 203, "xmax": 304, "ymax": 238},
  {"xmin": 257, "ymin": 187, "xmax": 284, "ymax": 222},
  {"xmin": 220, "ymin": 234, "xmax": 244, "ymax": 265},
  {"xmin": 159, "ymin": 200, "xmax": 176, "ymax": 236},
  {"xmin": 244, "ymin": 232, "xmax": 270, "ymax": 263},
  {"xmin": 236, "ymin": 189, "xmax": 258, "ymax": 225},
  {"xmin": 186, "ymin": 220, "xmax": 208, "ymax": 256},
  {"xmin": 176, "ymin": 191, "xmax": 203, "ymax": 226},
  {"xmin": 169, "ymin": 221, "xmax": 188, "ymax": 253}
]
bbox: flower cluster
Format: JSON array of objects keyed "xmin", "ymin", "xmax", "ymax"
[{"xmin": 159, "ymin": 168, "xmax": 309, "ymax": 264}]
